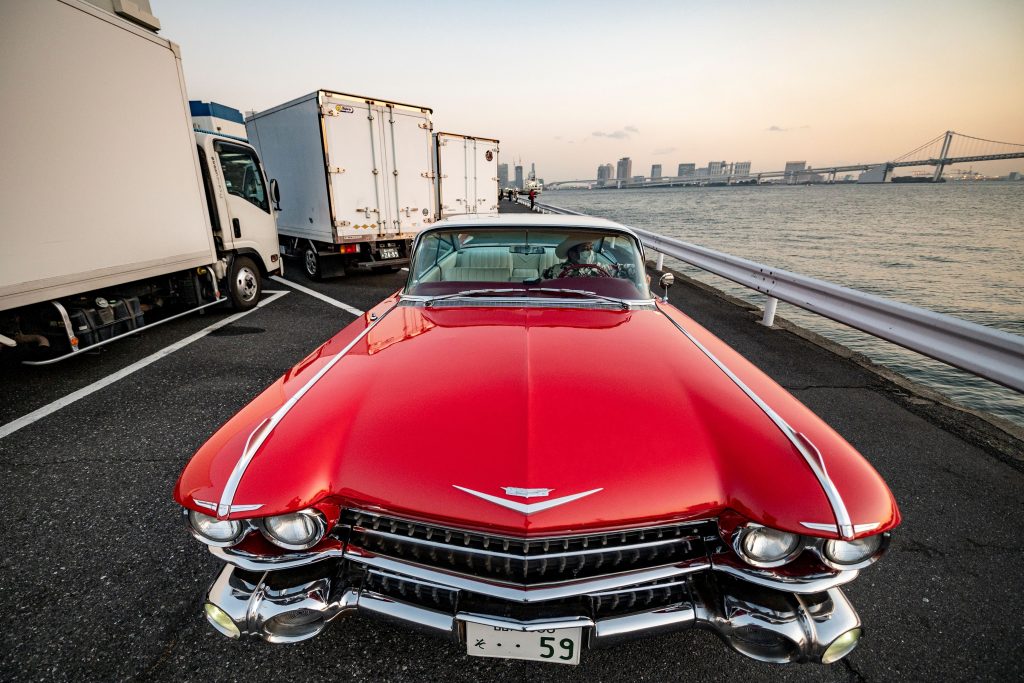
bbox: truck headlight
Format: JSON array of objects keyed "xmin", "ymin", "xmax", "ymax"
[
  {"xmin": 822, "ymin": 535, "xmax": 884, "ymax": 568},
  {"xmin": 735, "ymin": 525, "xmax": 802, "ymax": 567},
  {"xmin": 188, "ymin": 510, "xmax": 244, "ymax": 546},
  {"xmin": 260, "ymin": 509, "xmax": 327, "ymax": 550}
]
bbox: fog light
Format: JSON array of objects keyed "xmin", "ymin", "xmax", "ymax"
[
  {"xmin": 204, "ymin": 602, "xmax": 240, "ymax": 639},
  {"xmin": 822, "ymin": 627, "xmax": 862, "ymax": 663}
]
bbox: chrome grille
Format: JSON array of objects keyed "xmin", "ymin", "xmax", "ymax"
[{"xmin": 340, "ymin": 510, "xmax": 712, "ymax": 585}]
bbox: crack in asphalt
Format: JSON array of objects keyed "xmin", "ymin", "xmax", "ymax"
[
  {"xmin": 964, "ymin": 537, "xmax": 1020, "ymax": 552},
  {"xmin": 136, "ymin": 597, "xmax": 196, "ymax": 681},
  {"xmin": 899, "ymin": 539, "xmax": 947, "ymax": 558},
  {"xmin": 843, "ymin": 657, "xmax": 867, "ymax": 682}
]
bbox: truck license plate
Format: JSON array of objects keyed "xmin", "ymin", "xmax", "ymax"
[
  {"xmin": 380, "ymin": 248, "xmax": 399, "ymax": 260},
  {"xmin": 464, "ymin": 622, "xmax": 581, "ymax": 665}
]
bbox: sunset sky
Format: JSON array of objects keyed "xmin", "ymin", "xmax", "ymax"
[{"xmin": 160, "ymin": 0, "xmax": 1024, "ymax": 180}]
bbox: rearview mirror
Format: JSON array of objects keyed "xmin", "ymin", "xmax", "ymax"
[
  {"xmin": 659, "ymin": 272, "xmax": 674, "ymax": 302},
  {"xmin": 270, "ymin": 178, "xmax": 281, "ymax": 210}
]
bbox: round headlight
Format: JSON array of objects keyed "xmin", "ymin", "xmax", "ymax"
[
  {"xmin": 188, "ymin": 510, "xmax": 243, "ymax": 546},
  {"xmin": 823, "ymin": 535, "xmax": 883, "ymax": 568},
  {"xmin": 736, "ymin": 525, "xmax": 802, "ymax": 567},
  {"xmin": 261, "ymin": 510, "xmax": 326, "ymax": 550}
]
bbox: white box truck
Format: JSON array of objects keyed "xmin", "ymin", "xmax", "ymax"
[
  {"xmin": 0, "ymin": 0, "xmax": 282, "ymax": 362},
  {"xmin": 246, "ymin": 91, "xmax": 436, "ymax": 280},
  {"xmin": 434, "ymin": 132, "xmax": 500, "ymax": 219}
]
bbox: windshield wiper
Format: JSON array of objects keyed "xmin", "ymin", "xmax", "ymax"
[
  {"xmin": 423, "ymin": 288, "xmax": 528, "ymax": 305},
  {"xmin": 528, "ymin": 287, "xmax": 630, "ymax": 309},
  {"xmin": 421, "ymin": 287, "xmax": 630, "ymax": 309}
]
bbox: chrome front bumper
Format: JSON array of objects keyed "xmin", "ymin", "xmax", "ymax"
[{"xmin": 203, "ymin": 554, "xmax": 863, "ymax": 664}]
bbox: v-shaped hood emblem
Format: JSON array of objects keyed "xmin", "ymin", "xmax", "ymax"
[{"xmin": 453, "ymin": 485, "xmax": 603, "ymax": 515}]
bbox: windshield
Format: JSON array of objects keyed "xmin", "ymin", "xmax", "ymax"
[{"xmin": 406, "ymin": 228, "xmax": 649, "ymax": 299}]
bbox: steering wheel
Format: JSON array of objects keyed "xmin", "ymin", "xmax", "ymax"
[{"xmin": 558, "ymin": 262, "xmax": 611, "ymax": 278}]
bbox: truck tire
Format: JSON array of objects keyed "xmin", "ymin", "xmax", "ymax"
[
  {"xmin": 228, "ymin": 256, "xmax": 261, "ymax": 310},
  {"xmin": 303, "ymin": 244, "xmax": 322, "ymax": 281}
]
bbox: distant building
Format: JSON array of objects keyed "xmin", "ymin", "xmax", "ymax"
[
  {"xmin": 677, "ymin": 163, "xmax": 695, "ymax": 177},
  {"xmin": 616, "ymin": 157, "xmax": 633, "ymax": 179},
  {"xmin": 498, "ymin": 163, "xmax": 509, "ymax": 188},
  {"xmin": 708, "ymin": 160, "xmax": 727, "ymax": 177},
  {"xmin": 784, "ymin": 161, "xmax": 807, "ymax": 184},
  {"xmin": 696, "ymin": 166, "xmax": 710, "ymax": 178},
  {"xmin": 596, "ymin": 163, "xmax": 614, "ymax": 181},
  {"xmin": 632, "ymin": 176, "xmax": 645, "ymax": 183},
  {"xmin": 514, "ymin": 165, "xmax": 524, "ymax": 189},
  {"xmin": 733, "ymin": 161, "xmax": 751, "ymax": 176},
  {"xmin": 651, "ymin": 164, "xmax": 662, "ymax": 179},
  {"xmin": 1008, "ymin": 171, "xmax": 1022, "ymax": 181}
]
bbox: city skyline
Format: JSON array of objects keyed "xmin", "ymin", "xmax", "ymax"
[{"xmin": 161, "ymin": 0, "xmax": 1024, "ymax": 180}]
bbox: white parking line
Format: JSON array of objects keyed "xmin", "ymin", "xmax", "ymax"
[
  {"xmin": 270, "ymin": 276, "xmax": 364, "ymax": 316},
  {"xmin": 0, "ymin": 291, "xmax": 289, "ymax": 442}
]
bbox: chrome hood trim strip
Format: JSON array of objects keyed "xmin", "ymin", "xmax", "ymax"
[
  {"xmin": 216, "ymin": 304, "xmax": 397, "ymax": 518},
  {"xmin": 657, "ymin": 308, "xmax": 856, "ymax": 540}
]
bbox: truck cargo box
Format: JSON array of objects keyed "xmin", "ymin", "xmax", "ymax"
[
  {"xmin": 0, "ymin": 0, "xmax": 218, "ymax": 312},
  {"xmin": 246, "ymin": 91, "xmax": 435, "ymax": 247},
  {"xmin": 434, "ymin": 132, "xmax": 500, "ymax": 218}
]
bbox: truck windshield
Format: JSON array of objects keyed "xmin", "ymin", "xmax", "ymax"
[
  {"xmin": 216, "ymin": 144, "xmax": 269, "ymax": 212},
  {"xmin": 406, "ymin": 228, "xmax": 649, "ymax": 300}
]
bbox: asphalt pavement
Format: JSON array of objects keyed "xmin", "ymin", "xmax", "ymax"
[{"xmin": 1, "ymin": 201, "xmax": 1021, "ymax": 681}]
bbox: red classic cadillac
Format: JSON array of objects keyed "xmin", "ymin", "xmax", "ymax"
[{"xmin": 175, "ymin": 215, "xmax": 899, "ymax": 666}]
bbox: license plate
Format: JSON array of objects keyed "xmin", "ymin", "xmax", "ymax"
[
  {"xmin": 464, "ymin": 622, "xmax": 581, "ymax": 665},
  {"xmin": 380, "ymin": 248, "xmax": 399, "ymax": 260}
]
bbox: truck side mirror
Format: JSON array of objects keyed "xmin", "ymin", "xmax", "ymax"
[
  {"xmin": 659, "ymin": 272, "xmax": 674, "ymax": 302},
  {"xmin": 270, "ymin": 178, "xmax": 281, "ymax": 210}
]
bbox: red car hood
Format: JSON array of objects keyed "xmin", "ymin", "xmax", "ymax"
[{"xmin": 176, "ymin": 300, "xmax": 899, "ymax": 538}]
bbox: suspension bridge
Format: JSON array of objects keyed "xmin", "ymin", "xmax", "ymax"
[{"xmin": 545, "ymin": 131, "xmax": 1024, "ymax": 189}]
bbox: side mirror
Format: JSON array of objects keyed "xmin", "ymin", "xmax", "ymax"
[
  {"xmin": 270, "ymin": 178, "xmax": 281, "ymax": 210},
  {"xmin": 659, "ymin": 272, "xmax": 674, "ymax": 302}
]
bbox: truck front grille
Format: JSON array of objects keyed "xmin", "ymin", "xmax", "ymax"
[{"xmin": 339, "ymin": 509, "xmax": 712, "ymax": 585}]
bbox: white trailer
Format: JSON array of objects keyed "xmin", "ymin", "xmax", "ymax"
[
  {"xmin": 0, "ymin": 0, "xmax": 281, "ymax": 362},
  {"xmin": 246, "ymin": 91, "xmax": 436, "ymax": 280},
  {"xmin": 434, "ymin": 133, "xmax": 500, "ymax": 219}
]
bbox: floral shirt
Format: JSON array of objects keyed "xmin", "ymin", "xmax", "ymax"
[{"xmin": 542, "ymin": 262, "xmax": 638, "ymax": 280}]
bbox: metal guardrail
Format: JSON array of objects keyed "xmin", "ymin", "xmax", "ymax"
[{"xmin": 522, "ymin": 198, "xmax": 1024, "ymax": 393}]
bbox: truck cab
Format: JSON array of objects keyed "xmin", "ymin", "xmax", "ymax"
[{"xmin": 194, "ymin": 131, "xmax": 282, "ymax": 308}]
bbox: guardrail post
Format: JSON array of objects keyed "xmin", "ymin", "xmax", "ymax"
[
  {"xmin": 760, "ymin": 296, "xmax": 778, "ymax": 327},
  {"xmin": 656, "ymin": 252, "xmax": 665, "ymax": 271}
]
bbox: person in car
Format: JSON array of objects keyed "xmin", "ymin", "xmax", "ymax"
[{"xmin": 543, "ymin": 239, "xmax": 637, "ymax": 280}]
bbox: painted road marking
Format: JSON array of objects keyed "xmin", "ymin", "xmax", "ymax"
[
  {"xmin": 270, "ymin": 276, "xmax": 364, "ymax": 316},
  {"xmin": 0, "ymin": 291, "xmax": 289, "ymax": 442}
]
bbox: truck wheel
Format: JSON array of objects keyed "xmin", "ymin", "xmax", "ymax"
[
  {"xmin": 228, "ymin": 256, "xmax": 261, "ymax": 310},
  {"xmin": 303, "ymin": 245, "xmax": 322, "ymax": 281}
]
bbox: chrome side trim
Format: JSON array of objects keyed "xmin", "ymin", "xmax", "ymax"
[
  {"xmin": 801, "ymin": 522, "xmax": 881, "ymax": 534},
  {"xmin": 23, "ymin": 296, "xmax": 230, "ymax": 366},
  {"xmin": 593, "ymin": 603, "xmax": 695, "ymax": 640},
  {"xmin": 451, "ymin": 485, "xmax": 603, "ymax": 515},
  {"xmin": 354, "ymin": 525, "xmax": 685, "ymax": 560},
  {"xmin": 657, "ymin": 308, "xmax": 856, "ymax": 540},
  {"xmin": 217, "ymin": 303, "xmax": 397, "ymax": 517},
  {"xmin": 712, "ymin": 562, "xmax": 859, "ymax": 594},
  {"xmin": 344, "ymin": 550, "xmax": 710, "ymax": 602},
  {"xmin": 357, "ymin": 592, "xmax": 455, "ymax": 634},
  {"xmin": 210, "ymin": 544, "xmax": 346, "ymax": 571}
]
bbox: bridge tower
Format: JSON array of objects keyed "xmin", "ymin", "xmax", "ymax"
[{"xmin": 933, "ymin": 130, "xmax": 954, "ymax": 182}]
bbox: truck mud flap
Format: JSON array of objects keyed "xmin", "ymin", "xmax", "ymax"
[{"xmin": 352, "ymin": 258, "xmax": 410, "ymax": 271}]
